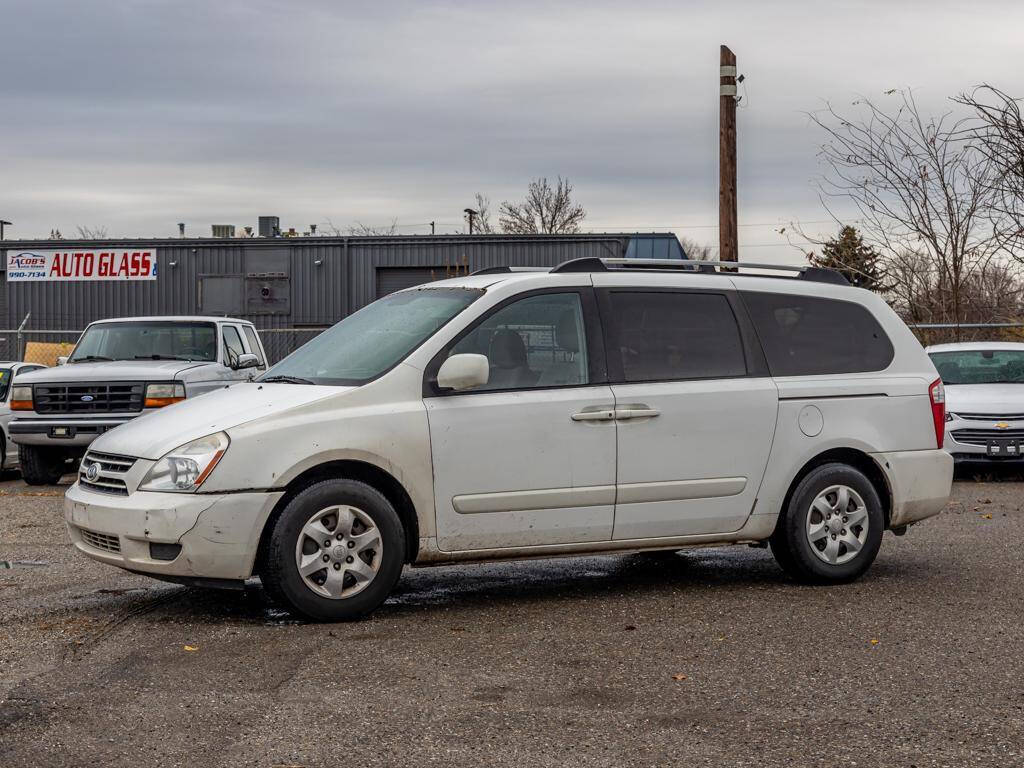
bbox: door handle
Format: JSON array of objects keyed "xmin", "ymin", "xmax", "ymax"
[
  {"xmin": 571, "ymin": 407, "xmax": 616, "ymax": 422},
  {"xmin": 615, "ymin": 405, "xmax": 660, "ymax": 420}
]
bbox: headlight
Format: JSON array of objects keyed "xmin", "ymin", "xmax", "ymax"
[
  {"xmin": 145, "ymin": 382, "xmax": 186, "ymax": 408},
  {"xmin": 139, "ymin": 432, "xmax": 229, "ymax": 492},
  {"xmin": 10, "ymin": 385, "xmax": 33, "ymax": 410}
]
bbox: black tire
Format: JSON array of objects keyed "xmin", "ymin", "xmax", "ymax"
[
  {"xmin": 261, "ymin": 479, "xmax": 405, "ymax": 621},
  {"xmin": 19, "ymin": 445, "xmax": 71, "ymax": 486},
  {"xmin": 770, "ymin": 463, "xmax": 884, "ymax": 584}
]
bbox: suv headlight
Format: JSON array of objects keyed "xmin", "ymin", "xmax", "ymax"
[
  {"xmin": 145, "ymin": 382, "xmax": 186, "ymax": 408},
  {"xmin": 139, "ymin": 432, "xmax": 229, "ymax": 492},
  {"xmin": 10, "ymin": 385, "xmax": 33, "ymax": 410}
]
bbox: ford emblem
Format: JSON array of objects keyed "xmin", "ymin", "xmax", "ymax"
[
  {"xmin": 80, "ymin": 395, "xmax": 95, "ymax": 402},
  {"xmin": 85, "ymin": 462, "xmax": 101, "ymax": 482}
]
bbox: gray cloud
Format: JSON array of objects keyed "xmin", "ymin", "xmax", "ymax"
[{"xmin": 2, "ymin": 0, "xmax": 1022, "ymax": 260}]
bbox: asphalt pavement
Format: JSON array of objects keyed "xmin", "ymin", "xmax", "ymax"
[{"xmin": 1, "ymin": 471, "xmax": 1022, "ymax": 767}]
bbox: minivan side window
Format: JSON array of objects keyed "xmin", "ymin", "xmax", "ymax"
[
  {"xmin": 448, "ymin": 292, "xmax": 589, "ymax": 391},
  {"xmin": 242, "ymin": 326, "xmax": 266, "ymax": 367},
  {"xmin": 222, "ymin": 326, "xmax": 245, "ymax": 367},
  {"xmin": 604, "ymin": 291, "xmax": 747, "ymax": 382},
  {"xmin": 741, "ymin": 291, "xmax": 894, "ymax": 376}
]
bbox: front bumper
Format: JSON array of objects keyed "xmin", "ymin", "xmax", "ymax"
[
  {"xmin": 64, "ymin": 482, "xmax": 284, "ymax": 581},
  {"xmin": 873, "ymin": 449, "xmax": 953, "ymax": 528},
  {"xmin": 11, "ymin": 417, "xmax": 133, "ymax": 447}
]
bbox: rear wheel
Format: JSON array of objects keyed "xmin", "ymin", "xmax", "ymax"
[
  {"xmin": 770, "ymin": 463, "xmax": 883, "ymax": 584},
  {"xmin": 19, "ymin": 445, "xmax": 73, "ymax": 485},
  {"xmin": 261, "ymin": 479, "xmax": 405, "ymax": 621}
]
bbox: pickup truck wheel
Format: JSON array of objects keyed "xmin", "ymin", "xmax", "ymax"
[
  {"xmin": 262, "ymin": 479, "xmax": 405, "ymax": 621},
  {"xmin": 19, "ymin": 445, "xmax": 71, "ymax": 486},
  {"xmin": 770, "ymin": 463, "xmax": 883, "ymax": 584}
]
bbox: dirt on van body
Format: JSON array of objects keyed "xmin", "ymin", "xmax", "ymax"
[{"xmin": 1, "ymin": 472, "xmax": 1022, "ymax": 767}]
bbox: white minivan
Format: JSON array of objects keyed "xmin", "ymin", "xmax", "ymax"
[{"xmin": 64, "ymin": 258, "xmax": 953, "ymax": 620}]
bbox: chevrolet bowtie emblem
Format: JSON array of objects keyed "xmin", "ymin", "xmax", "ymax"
[{"xmin": 995, "ymin": 422, "xmax": 1011, "ymax": 430}]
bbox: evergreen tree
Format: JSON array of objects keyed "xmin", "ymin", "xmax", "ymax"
[{"xmin": 811, "ymin": 225, "xmax": 885, "ymax": 290}]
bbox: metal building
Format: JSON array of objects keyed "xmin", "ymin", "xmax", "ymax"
[{"xmin": 0, "ymin": 232, "xmax": 685, "ymax": 362}]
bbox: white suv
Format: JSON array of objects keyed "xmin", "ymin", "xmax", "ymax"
[{"xmin": 64, "ymin": 258, "xmax": 953, "ymax": 620}]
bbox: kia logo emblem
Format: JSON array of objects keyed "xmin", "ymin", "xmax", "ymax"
[{"xmin": 85, "ymin": 463, "xmax": 101, "ymax": 482}]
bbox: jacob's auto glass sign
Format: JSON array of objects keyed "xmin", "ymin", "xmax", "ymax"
[{"xmin": 5, "ymin": 249, "xmax": 158, "ymax": 281}]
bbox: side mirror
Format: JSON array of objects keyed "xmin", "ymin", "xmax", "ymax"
[
  {"xmin": 56, "ymin": 356, "xmax": 68, "ymax": 366},
  {"xmin": 436, "ymin": 353, "xmax": 489, "ymax": 392},
  {"xmin": 233, "ymin": 353, "xmax": 260, "ymax": 371}
]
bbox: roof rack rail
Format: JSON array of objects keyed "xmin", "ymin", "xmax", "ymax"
[
  {"xmin": 549, "ymin": 257, "xmax": 849, "ymax": 285},
  {"xmin": 470, "ymin": 266, "xmax": 550, "ymax": 275}
]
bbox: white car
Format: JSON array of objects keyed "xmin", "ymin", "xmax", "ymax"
[
  {"xmin": 927, "ymin": 341, "xmax": 1024, "ymax": 464},
  {"xmin": 64, "ymin": 258, "xmax": 953, "ymax": 620},
  {"xmin": 0, "ymin": 361, "xmax": 49, "ymax": 472}
]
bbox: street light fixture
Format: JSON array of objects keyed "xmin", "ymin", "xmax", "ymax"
[{"xmin": 464, "ymin": 208, "xmax": 479, "ymax": 235}]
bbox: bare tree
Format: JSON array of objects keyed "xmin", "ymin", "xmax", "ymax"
[
  {"xmin": 348, "ymin": 218, "xmax": 401, "ymax": 236},
  {"xmin": 317, "ymin": 218, "xmax": 403, "ymax": 236},
  {"xmin": 678, "ymin": 236, "xmax": 714, "ymax": 260},
  {"xmin": 955, "ymin": 84, "xmax": 1024, "ymax": 252},
  {"xmin": 76, "ymin": 225, "xmax": 108, "ymax": 239},
  {"xmin": 498, "ymin": 177, "xmax": 586, "ymax": 234},
  {"xmin": 469, "ymin": 193, "xmax": 496, "ymax": 234},
  {"xmin": 809, "ymin": 89, "xmax": 1005, "ymax": 333}
]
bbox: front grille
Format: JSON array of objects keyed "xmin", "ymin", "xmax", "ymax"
[
  {"xmin": 79, "ymin": 450, "xmax": 135, "ymax": 495},
  {"xmin": 80, "ymin": 528, "xmax": 121, "ymax": 553},
  {"xmin": 83, "ymin": 451, "xmax": 137, "ymax": 473},
  {"xmin": 79, "ymin": 476, "xmax": 129, "ymax": 495},
  {"xmin": 955, "ymin": 412, "xmax": 1024, "ymax": 421},
  {"xmin": 951, "ymin": 428, "xmax": 1024, "ymax": 446},
  {"xmin": 33, "ymin": 382, "xmax": 144, "ymax": 414}
]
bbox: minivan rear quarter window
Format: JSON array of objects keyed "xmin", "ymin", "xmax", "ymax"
[
  {"xmin": 742, "ymin": 291, "xmax": 894, "ymax": 376},
  {"xmin": 605, "ymin": 291, "xmax": 747, "ymax": 382}
]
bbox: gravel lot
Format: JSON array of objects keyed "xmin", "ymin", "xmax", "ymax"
[{"xmin": 1, "ymin": 471, "xmax": 1022, "ymax": 767}]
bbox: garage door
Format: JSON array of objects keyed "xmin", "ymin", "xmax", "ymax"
[{"xmin": 375, "ymin": 267, "xmax": 448, "ymax": 299}]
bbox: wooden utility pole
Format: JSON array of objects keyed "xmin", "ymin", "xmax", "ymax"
[{"xmin": 719, "ymin": 45, "xmax": 738, "ymax": 262}]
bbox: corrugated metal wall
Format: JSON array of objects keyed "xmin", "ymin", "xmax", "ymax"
[{"xmin": 0, "ymin": 233, "xmax": 641, "ymax": 332}]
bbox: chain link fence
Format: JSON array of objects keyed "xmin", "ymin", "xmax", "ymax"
[
  {"xmin": 257, "ymin": 328, "xmax": 327, "ymax": 365},
  {"xmin": 0, "ymin": 327, "xmax": 327, "ymax": 367},
  {"xmin": 2, "ymin": 322, "xmax": 1023, "ymax": 368}
]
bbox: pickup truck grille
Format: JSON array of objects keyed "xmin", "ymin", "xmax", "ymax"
[{"xmin": 33, "ymin": 383, "xmax": 144, "ymax": 414}]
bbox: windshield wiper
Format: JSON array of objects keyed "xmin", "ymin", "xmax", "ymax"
[
  {"xmin": 71, "ymin": 355, "xmax": 114, "ymax": 363},
  {"xmin": 133, "ymin": 355, "xmax": 192, "ymax": 361},
  {"xmin": 259, "ymin": 375, "xmax": 316, "ymax": 385}
]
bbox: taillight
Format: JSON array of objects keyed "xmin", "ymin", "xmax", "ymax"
[{"xmin": 929, "ymin": 378, "xmax": 945, "ymax": 449}]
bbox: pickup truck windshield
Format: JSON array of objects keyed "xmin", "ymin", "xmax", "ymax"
[
  {"xmin": 260, "ymin": 287, "xmax": 482, "ymax": 386},
  {"xmin": 69, "ymin": 321, "xmax": 218, "ymax": 363},
  {"xmin": 930, "ymin": 349, "xmax": 1024, "ymax": 385}
]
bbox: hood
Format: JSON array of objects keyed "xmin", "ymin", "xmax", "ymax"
[
  {"xmin": 90, "ymin": 381, "xmax": 351, "ymax": 459},
  {"xmin": 16, "ymin": 360, "xmax": 205, "ymax": 383},
  {"xmin": 945, "ymin": 383, "xmax": 1024, "ymax": 416}
]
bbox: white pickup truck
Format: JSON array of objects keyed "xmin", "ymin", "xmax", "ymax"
[{"xmin": 9, "ymin": 316, "xmax": 267, "ymax": 484}]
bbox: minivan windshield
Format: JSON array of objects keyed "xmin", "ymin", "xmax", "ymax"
[
  {"xmin": 929, "ymin": 349, "xmax": 1024, "ymax": 385},
  {"xmin": 69, "ymin": 321, "xmax": 218, "ymax": 363},
  {"xmin": 260, "ymin": 287, "xmax": 482, "ymax": 386}
]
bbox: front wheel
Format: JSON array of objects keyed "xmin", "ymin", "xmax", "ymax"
[
  {"xmin": 261, "ymin": 479, "xmax": 405, "ymax": 621},
  {"xmin": 770, "ymin": 463, "xmax": 884, "ymax": 584},
  {"xmin": 19, "ymin": 445, "xmax": 73, "ymax": 485}
]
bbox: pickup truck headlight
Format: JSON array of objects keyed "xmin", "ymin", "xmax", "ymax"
[
  {"xmin": 139, "ymin": 432, "xmax": 229, "ymax": 492},
  {"xmin": 144, "ymin": 382, "xmax": 186, "ymax": 408},
  {"xmin": 10, "ymin": 385, "xmax": 33, "ymax": 411}
]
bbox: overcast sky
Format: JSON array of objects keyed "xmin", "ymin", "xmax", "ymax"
[{"xmin": 2, "ymin": 0, "xmax": 1022, "ymax": 262}]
